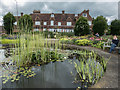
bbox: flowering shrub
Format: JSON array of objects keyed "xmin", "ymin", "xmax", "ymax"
[
  {"xmin": 60, "ymin": 38, "xmax": 73, "ymax": 44},
  {"xmin": 91, "ymin": 41, "xmax": 104, "ymax": 49},
  {"xmin": 60, "ymin": 37, "xmax": 104, "ymax": 49},
  {"xmin": 75, "ymin": 39, "xmax": 91, "ymax": 46}
]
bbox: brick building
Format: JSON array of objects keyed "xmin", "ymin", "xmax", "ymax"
[{"xmin": 14, "ymin": 9, "xmax": 93, "ymax": 32}]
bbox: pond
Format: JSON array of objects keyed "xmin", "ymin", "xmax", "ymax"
[
  {"xmin": 0, "ymin": 46, "xmax": 107, "ymax": 89},
  {"xmin": 2, "ymin": 60, "xmax": 80, "ymax": 88}
]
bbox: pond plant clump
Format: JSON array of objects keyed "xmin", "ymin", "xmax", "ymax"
[{"xmin": 68, "ymin": 50, "xmax": 110, "ymax": 88}]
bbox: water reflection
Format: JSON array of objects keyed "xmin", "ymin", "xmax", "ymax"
[{"xmin": 2, "ymin": 60, "xmax": 80, "ymax": 88}]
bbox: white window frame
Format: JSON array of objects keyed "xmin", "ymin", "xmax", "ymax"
[
  {"xmin": 67, "ymin": 22, "xmax": 72, "ymax": 26},
  {"xmin": 44, "ymin": 22, "xmax": 47, "ymax": 25},
  {"xmin": 43, "ymin": 28, "xmax": 47, "ymax": 31},
  {"xmin": 51, "ymin": 20, "xmax": 54, "ymax": 26},
  {"xmin": 58, "ymin": 22, "xmax": 61, "ymax": 26},
  {"xmin": 34, "ymin": 28, "xmax": 39, "ymax": 31},
  {"xmin": 88, "ymin": 21, "xmax": 92, "ymax": 25},
  {"xmin": 35, "ymin": 21, "xmax": 40, "ymax": 25},
  {"xmin": 75, "ymin": 14, "xmax": 78, "ymax": 16}
]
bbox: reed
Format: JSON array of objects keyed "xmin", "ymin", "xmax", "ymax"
[{"xmin": 73, "ymin": 50, "xmax": 108, "ymax": 86}]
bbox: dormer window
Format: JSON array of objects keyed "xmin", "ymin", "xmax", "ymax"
[
  {"xmin": 35, "ymin": 21, "xmax": 40, "ymax": 25},
  {"xmin": 58, "ymin": 22, "xmax": 61, "ymax": 26},
  {"xmin": 51, "ymin": 20, "xmax": 54, "ymax": 26},
  {"xmin": 83, "ymin": 13, "xmax": 87, "ymax": 17},
  {"xmin": 51, "ymin": 14, "xmax": 54, "ymax": 17},
  {"xmin": 44, "ymin": 22, "xmax": 47, "ymax": 25},
  {"xmin": 67, "ymin": 22, "xmax": 72, "ymax": 26},
  {"xmin": 75, "ymin": 14, "xmax": 78, "ymax": 17}
]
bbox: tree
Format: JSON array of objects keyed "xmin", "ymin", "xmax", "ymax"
[
  {"xmin": 74, "ymin": 16, "xmax": 89, "ymax": 36},
  {"xmin": 3, "ymin": 12, "xmax": 16, "ymax": 34},
  {"xmin": 18, "ymin": 14, "xmax": 33, "ymax": 33},
  {"xmin": 110, "ymin": 19, "xmax": 120, "ymax": 35},
  {"xmin": 93, "ymin": 16, "xmax": 108, "ymax": 36}
]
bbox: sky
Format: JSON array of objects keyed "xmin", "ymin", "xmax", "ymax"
[{"xmin": 0, "ymin": 0, "xmax": 120, "ymax": 26}]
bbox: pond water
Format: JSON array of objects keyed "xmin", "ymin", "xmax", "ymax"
[{"xmin": 2, "ymin": 60, "xmax": 81, "ymax": 88}]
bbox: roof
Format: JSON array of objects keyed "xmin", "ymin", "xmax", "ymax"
[{"xmin": 15, "ymin": 10, "xmax": 93, "ymax": 22}]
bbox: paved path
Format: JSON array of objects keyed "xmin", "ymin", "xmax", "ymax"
[{"xmin": 64, "ymin": 44, "xmax": 118, "ymax": 88}]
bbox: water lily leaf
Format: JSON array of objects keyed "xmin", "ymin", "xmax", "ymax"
[
  {"xmin": 11, "ymin": 80, "xmax": 14, "ymax": 82},
  {"xmin": 16, "ymin": 78, "xmax": 19, "ymax": 81},
  {"xmin": 3, "ymin": 81, "xmax": 6, "ymax": 84}
]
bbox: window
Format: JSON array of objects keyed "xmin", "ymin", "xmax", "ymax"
[
  {"xmin": 34, "ymin": 28, "xmax": 39, "ymax": 31},
  {"xmin": 51, "ymin": 14, "xmax": 54, "ymax": 17},
  {"xmin": 58, "ymin": 22, "xmax": 61, "ymax": 26},
  {"xmin": 51, "ymin": 20, "xmax": 54, "ymax": 26},
  {"xmin": 67, "ymin": 22, "xmax": 72, "ymax": 26},
  {"xmin": 43, "ymin": 28, "xmax": 47, "ymax": 31},
  {"xmin": 44, "ymin": 22, "xmax": 47, "ymax": 25},
  {"xmin": 75, "ymin": 14, "xmax": 78, "ymax": 16},
  {"xmin": 88, "ymin": 21, "xmax": 92, "ymax": 25},
  {"xmin": 14, "ymin": 22, "xmax": 17, "ymax": 25},
  {"xmin": 83, "ymin": 13, "xmax": 87, "ymax": 17},
  {"xmin": 35, "ymin": 21, "xmax": 40, "ymax": 25}
]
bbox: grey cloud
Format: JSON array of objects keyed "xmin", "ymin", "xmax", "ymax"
[{"xmin": 0, "ymin": 2, "xmax": 118, "ymax": 25}]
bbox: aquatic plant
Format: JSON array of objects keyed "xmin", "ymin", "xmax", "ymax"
[
  {"xmin": 73, "ymin": 50, "xmax": 109, "ymax": 87},
  {"xmin": 2, "ymin": 67, "xmax": 36, "ymax": 84}
]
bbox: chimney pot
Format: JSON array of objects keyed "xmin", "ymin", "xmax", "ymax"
[
  {"xmin": 62, "ymin": 10, "xmax": 65, "ymax": 14},
  {"xmin": 21, "ymin": 12, "xmax": 23, "ymax": 16}
]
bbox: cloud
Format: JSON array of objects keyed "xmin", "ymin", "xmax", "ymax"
[
  {"xmin": 0, "ymin": 16, "xmax": 3, "ymax": 26},
  {"xmin": 42, "ymin": 3, "xmax": 52, "ymax": 12},
  {"xmin": 106, "ymin": 16, "xmax": 117, "ymax": 25},
  {"xmin": 11, "ymin": 0, "xmax": 120, "ymax": 2}
]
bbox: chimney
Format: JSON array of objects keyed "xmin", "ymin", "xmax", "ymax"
[
  {"xmin": 21, "ymin": 12, "xmax": 23, "ymax": 16},
  {"xmin": 62, "ymin": 10, "xmax": 65, "ymax": 14},
  {"xmin": 87, "ymin": 9, "xmax": 89, "ymax": 13},
  {"xmin": 33, "ymin": 10, "xmax": 41, "ymax": 13}
]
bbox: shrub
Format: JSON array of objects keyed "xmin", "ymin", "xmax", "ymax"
[{"xmin": 75, "ymin": 39, "xmax": 91, "ymax": 46}]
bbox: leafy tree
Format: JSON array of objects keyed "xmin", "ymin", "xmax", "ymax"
[
  {"xmin": 74, "ymin": 16, "xmax": 89, "ymax": 36},
  {"xmin": 93, "ymin": 16, "xmax": 108, "ymax": 36},
  {"xmin": 110, "ymin": 19, "xmax": 120, "ymax": 35},
  {"xmin": 3, "ymin": 12, "xmax": 16, "ymax": 34},
  {"xmin": 18, "ymin": 14, "xmax": 33, "ymax": 33}
]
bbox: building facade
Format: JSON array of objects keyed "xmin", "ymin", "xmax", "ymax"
[{"xmin": 15, "ymin": 10, "xmax": 93, "ymax": 32}]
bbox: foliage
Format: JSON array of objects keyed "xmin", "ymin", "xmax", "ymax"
[
  {"xmin": 2, "ymin": 67, "xmax": 36, "ymax": 84},
  {"xmin": 73, "ymin": 50, "xmax": 109, "ymax": 86},
  {"xmin": 42, "ymin": 31, "xmax": 54, "ymax": 38},
  {"xmin": 60, "ymin": 37, "xmax": 104, "ymax": 49},
  {"xmin": 18, "ymin": 14, "xmax": 33, "ymax": 33},
  {"xmin": 75, "ymin": 39, "xmax": 91, "ymax": 46},
  {"xmin": 60, "ymin": 32, "xmax": 74, "ymax": 37},
  {"xmin": 110, "ymin": 19, "xmax": 120, "ymax": 35},
  {"xmin": 93, "ymin": 16, "xmax": 108, "ymax": 36},
  {"xmin": 91, "ymin": 41, "xmax": 104, "ymax": 49},
  {"xmin": 74, "ymin": 16, "xmax": 90, "ymax": 36},
  {"xmin": 0, "ymin": 39, "xmax": 19, "ymax": 44},
  {"xmin": 3, "ymin": 12, "xmax": 16, "ymax": 34},
  {"xmin": 60, "ymin": 38, "xmax": 73, "ymax": 44}
]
